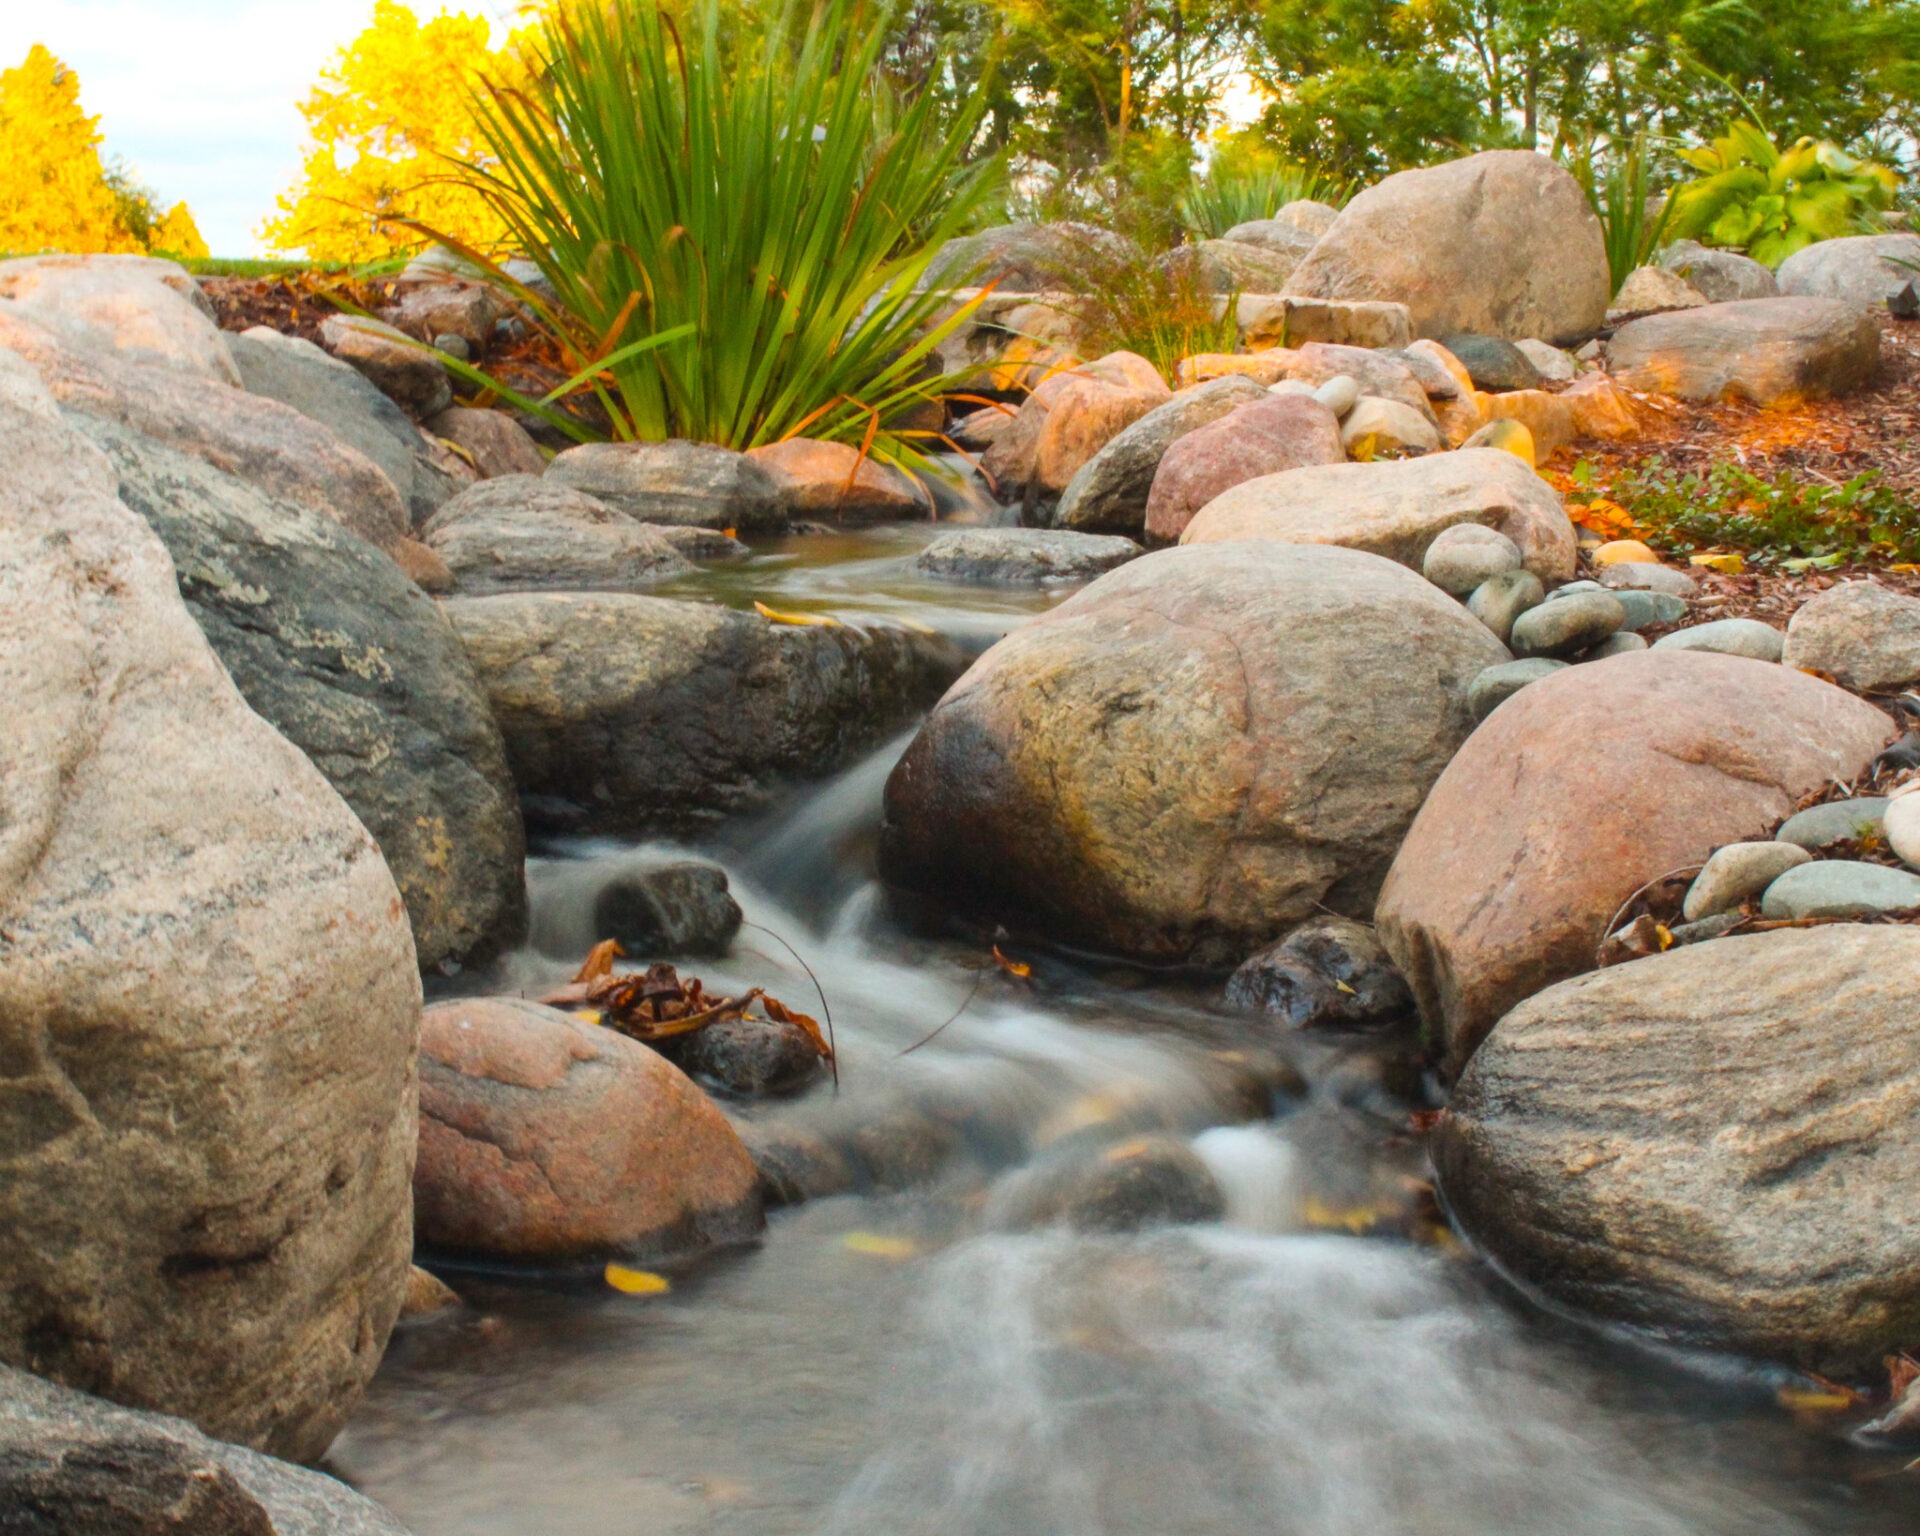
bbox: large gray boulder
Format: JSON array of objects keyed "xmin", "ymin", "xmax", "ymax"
[
  {"xmin": 929, "ymin": 221, "xmax": 1131, "ymax": 291},
  {"xmin": 77, "ymin": 416, "xmax": 527, "ymax": 971},
  {"xmin": 1656, "ymin": 239, "xmax": 1778, "ymax": 303},
  {"xmin": 0, "ymin": 301, "xmax": 410, "ymax": 552},
  {"xmin": 879, "ymin": 542, "xmax": 1510, "ymax": 963},
  {"xmin": 1436, "ymin": 926, "xmax": 1920, "ymax": 1374},
  {"xmin": 0, "ymin": 1364, "xmax": 412, "ymax": 1534},
  {"xmin": 1780, "ymin": 580, "xmax": 1920, "ymax": 690},
  {"xmin": 1776, "ymin": 232, "xmax": 1920, "ymax": 308},
  {"xmin": 0, "ymin": 253, "xmax": 239, "ymax": 384},
  {"xmin": 420, "ymin": 476, "xmax": 692, "ymax": 594},
  {"xmin": 1180, "ymin": 448, "xmax": 1576, "ymax": 585},
  {"xmin": 1187, "ymin": 238, "xmax": 1309, "ymax": 293},
  {"xmin": 914, "ymin": 527, "xmax": 1143, "ymax": 584},
  {"xmin": 0, "ymin": 352, "xmax": 418, "ymax": 1462},
  {"xmin": 1219, "ymin": 218, "xmax": 1323, "ymax": 258},
  {"xmin": 1283, "ymin": 151, "xmax": 1610, "ymax": 342},
  {"xmin": 545, "ymin": 439, "xmax": 786, "ymax": 533},
  {"xmin": 447, "ymin": 593, "xmax": 965, "ymax": 832},
  {"xmin": 1607, "ymin": 297, "xmax": 1879, "ymax": 407}
]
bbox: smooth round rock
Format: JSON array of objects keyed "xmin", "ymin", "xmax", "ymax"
[
  {"xmin": 1312, "ymin": 374, "xmax": 1360, "ymax": 417},
  {"xmin": 1885, "ymin": 789, "xmax": 1920, "ymax": 867},
  {"xmin": 1509, "ymin": 589, "xmax": 1624, "ymax": 658},
  {"xmin": 1760, "ymin": 860, "xmax": 1920, "ymax": 920},
  {"xmin": 989, "ymin": 1136, "xmax": 1226, "ymax": 1233},
  {"xmin": 1599, "ymin": 561, "xmax": 1696, "ymax": 596},
  {"xmin": 1423, "ymin": 523, "xmax": 1523, "ymax": 596},
  {"xmin": 1651, "ymin": 618, "xmax": 1784, "ymax": 662},
  {"xmin": 1682, "ymin": 841, "xmax": 1813, "ymax": 920},
  {"xmin": 1341, "ymin": 395, "xmax": 1443, "ymax": 458},
  {"xmin": 1593, "ymin": 539, "xmax": 1658, "ymax": 567},
  {"xmin": 1224, "ymin": 916, "xmax": 1413, "ymax": 1029},
  {"xmin": 1467, "ymin": 657, "xmax": 1567, "ymax": 719},
  {"xmin": 1440, "ymin": 333, "xmax": 1544, "ymax": 392},
  {"xmin": 656, "ymin": 1017, "xmax": 824, "ymax": 1098},
  {"xmin": 1460, "ymin": 417, "xmax": 1535, "ymax": 464},
  {"xmin": 1582, "ymin": 631, "xmax": 1648, "ymax": 659},
  {"xmin": 1775, "ymin": 797, "xmax": 1888, "ymax": 850},
  {"xmin": 1465, "ymin": 569, "xmax": 1545, "ymax": 644},
  {"xmin": 915, "ymin": 528, "xmax": 1144, "ymax": 585},
  {"xmin": 1781, "ymin": 581, "xmax": 1920, "ymax": 691},
  {"xmin": 1611, "ymin": 588, "xmax": 1689, "ymax": 632}
]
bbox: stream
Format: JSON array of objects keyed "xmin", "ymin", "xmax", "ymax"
[{"xmin": 334, "ymin": 523, "xmax": 1920, "ymax": 1535}]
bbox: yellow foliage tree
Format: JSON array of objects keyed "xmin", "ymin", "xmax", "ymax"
[
  {"xmin": 152, "ymin": 203, "xmax": 210, "ymax": 261},
  {"xmin": 263, "ymin": 1, "xmax": 535, "ymax": 263},
  {"xmin": 0, "ymin": 44, "xmax": 133, "ymax": 256}
]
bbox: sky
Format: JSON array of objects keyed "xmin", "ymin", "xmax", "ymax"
[{"xmin": 0, "ymin": 1, "xmax": 521, "ymax": 256}]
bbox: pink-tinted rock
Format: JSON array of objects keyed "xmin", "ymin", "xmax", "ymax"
[
  {"xmin": 1143, "ymin": 394, "xmax": 1344, "ymax": 544},
  {"xmin": 747, "ymin": 436, "xmax": 928, "ymax": 521},
  {"xmin": 425, "ymin": 405, "xmax": 546, "ymax": 479},
  {"xmin": 979, "ymin": 352, "xmax": 1168, "ymax": 498}
]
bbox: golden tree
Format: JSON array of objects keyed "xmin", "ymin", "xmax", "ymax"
[
  {"xmin": 152, "ymin": 203, "xmax": 211, "ymax": 261},
  {"xmin": 263, "ymin": 1, "xmax": 535, "ymax": 263},
  {"xmin": 0, "ymin": 44, "xmax": 132, "ymax": 256}
]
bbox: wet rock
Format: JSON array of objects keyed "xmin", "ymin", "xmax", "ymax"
[
  {"xmin": 1180, "ymin": 449, "xmax": 1575, "ymax": 586},
  {"xmin": 1224, "ymin": 917, "xmax": 1412, "ymax": 1029},
  {"xmin": 1143, "ymin": 393, "xmax": 1345, "ymax": 543},
  {"xmin": 1509, "ymin": 589, "xmax": 1624, "ymax": 658},
  {"xmin": 0, "ymin": 354, "xmax": 418, "ymax": 1461},
  {"xmin": 1658, "ymin": 240, "xmax": 1778, "ymax": 304},
  {"xmin": 545, "ymin": 439, "xmax": 786, "ymax": 533},
  {"xmin": 79, "ymin": 416, "xmax": 527, "ymax": 970},
  {"xmin": 1651, "ymin": 617, "xmax": 1784, "ymax": 661},
  {"xmin": 0, "ymin": 253, "xmax": 238, "ymax": 383},
  {"xmin": 1376, "ymin": 650, "xmax": 1891, "ymax": 1073},
  {"xmin": 916, "ymin": 527, "xmax": 1143, "ymax": 584},
  {"xmin": 731, "ymin": 1119, "xmax": 857, "ymax": 1205},
  {"xmin": 1781, "ymin": 581, "xmax": 1920, "ymax": 690},
  {"xmin": 1341, "ymin": 395, "xmax": 1442, "ymax": 457},
  {"xmin": 527, "ymin": 853, "xmax": 742, "ymax": 959},
  {"xmin": 880, "ymin": 542, "xmax": 1508, "ymax": 963},
  {"xmin": 1609, "ymin": 264, "xmax": 1708, "ymax": 315},
  {"xmin": 1435, "ymin": 925, "xmax": 1920, "ymax": 1374},
  {"xmin": 319, "ymin": 313, "xmax": 453, "ymax": 417},
  {"xmin": 421, "ymin": 475, "xmax": 692, "ymax": 593},
  {"xmin": 424, "ymin": 404, "xmax": 547, "ymax": 479},
  {"xmin": 415, "ymin": 998, "xmax": 763, "ymax": 1263},
  {"xmin": 1285, "ymin": 150, "xmax": 1610, "ymax": 342},
  {"xmin": 656, "ymin": 1017, "xmax": 825, "ymax": 1097},
  {"xmin": 1054, "ymin": 374, "xmax": 1268, "ymax": 535},
  {"xmin": 1775, "ymin": 796, "xmax": 1889, "ymax": 850},
  {"xmin": 1465, "ymin": 657, "xmax": 1568, "ymax": 719},
  {"xmin": 1775, "ymin": 233, "xmax": 1920, "ymax": 309},
  {"xmin": 748, "ymin": 437, "xmax": 928, "ymax": 522},
  {"xmin": 989, "ymin": 1136, "xmax": 1225, "ymax": 1232},
  {"xmin": 1423, "ymin": 523, "xmax": 1521, "ymax": 596},
  {"xmin": 1466, "ymin": 571, "xmax": 1546, "ymax": 645},
  {"xmin": 448, "ymin": 592, "xmax": 962, "ymax": 832},
  {"xmin": 1682, "ymin": 841, "xmax": 1812, "ymax": 920},
  {"xmin": 1439, "ymin": 334, "xmax": 1542, "ymax": 392},
  {"xmin": 0, "ymin": 1365, "xmax": 412, "ymax": 1535},
  {"xmin": 400, "ymin": 1267, "xmax": 463, "ymax": 1320},
  {"xmin": 1759, "ymin": 860, "xmax": 1920, "ymax": 919},
  {"xmin": 1608, "ymin": 298, "xmax": 1879, "ymax": 408}
]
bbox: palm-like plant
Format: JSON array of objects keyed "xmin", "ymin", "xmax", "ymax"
[
  {"xmin": 443, "ymin": 0, "xmax": 998, "ymax": 466},
  {"xmin": 1178, "ymin": 163, "xmax": 1341, "ymax": 239},
  {"xmin": 1569, "ymin": 134, "xmax": 1674, "ymax": 296}
]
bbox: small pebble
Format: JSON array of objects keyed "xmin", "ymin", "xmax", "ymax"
[
  {"xmin": 1423, "ymin": 524, "xmax": 1522, "ymax": 597},
  {"xmin": 1467, "ymin": 658, "xmax": 1568, "ymax": 720},
  {"xmin": 1312, "ymin": 374, "xmax": 1360, "ymax": 418},
  {"xmin": 1650, "ymin": 618, "xmax": 1783, "ymax": 662},
  {"xmin": 1775, "ymin": 797, "xmax": 1889, "ymax": 850},
  {"xmin": 1760, "ymin": 860, "xmax": 1920, "ymax": 920},
  {"xmin": 1510, "ymin": 590, "xmax": 1625, "ymax": 659},
  {"xmin": 1683, "ymin": 841, "xmax": 1812, "ymax": 921},
  {"xmin": 432, "ymin": 332, "xmax": 472, "ymax": 361}
]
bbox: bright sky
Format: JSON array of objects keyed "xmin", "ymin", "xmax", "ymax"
[{"xmin": 0, "ymin": 1, "xmax": 521, "ymax": 256}]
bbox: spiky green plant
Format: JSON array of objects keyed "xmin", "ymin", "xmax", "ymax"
[
  {"xmin": 1569, "ymin": 135, "xmax": 1675, "ymax": 297},
  {"xmin": 1054, "ymin": 232, "xmax": 1240, "ymax": 384},
  {"xmin": 1178, "ymin": 163, "xmax": 1340, "ymax": 239},
  {"xmin": 442, "ymin": 0, "xmax": 998, "ymax": 465}
]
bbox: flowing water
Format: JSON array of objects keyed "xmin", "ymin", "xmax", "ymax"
[{"xmin": 335, "ymin": 527, "xmax": 1920, "ymax": 1535}]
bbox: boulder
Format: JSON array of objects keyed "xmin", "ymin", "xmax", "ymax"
[
  {"xmin": 1224, "ymin": 916, "xmax": 1412, "ymax": 1029},
  {"xmin": 545, "ymin": 439, "xmax": 786, "ymax": 532},
  {"xmin": 1031, "ymin": 374, "xmax": 1170, "ymax": 500},
  {"xmin": 415, "ymin": 998, "xmax": 762, "ymax": 1263},
  {"xmin": 318, "ymin": 314, "xmax": 452, "ymax": 417},
  {"xmin": 1438, "ymin": 334, "xmax": 1542, "ymax": 392},
  {"xmin": 1775, "ymin": 233, "xmax": 1920, "ymax": 309},
  {"xmin": 1781, "ymin": 580, "xmax": 1920, "ymax": 690},
  {"xmin": 229, "ymin": 326, "xmax": 450, "ymax": 525},
  {"xmin": 0, "ymin": 352, "xmax": 417, "ymax": 1461},
  {"xmin": 929, "ymin": 221, "xmax": 1131, "ymax": 291},
  {"xmin": 1276, "ymin": 198, "xmax": 1340, "ymax": 237},
  {"xmin": 1189, "ymin": 237, "xmax": 1309, "ymax": 293},
  {"xmin": 747, "ymin": 437, "xmax": 928, "ymax": 521},
  {"xmin": 526, "ymin": 853, "xmax": 742, "ymax": 960},
  {"xmin": 1609, "ymin": 265, "xmax": 1708, "ymax": 314},
  {"xmin": 447, "ymin": 592, "xmax": 963, "ymax": 832},
  {"xmin": 1284, "ymin": 150, "xmax": 1610, "ymax": 342},
  {"xmin": 1435, "ymin": 926, "xmax": 1920, "ymax": 1374},
  {"xmin": 1657, "ymin": 240, "xmax": 1778, "ymax": 304},
  {"xmin": 420, "ymin": 476, "xmax": 692, "ymax": 594},
  {"xmin": 0, "ymin": 253, "xmax": 238, "ymax": 384},
  {"xmin": 1143, "ymin": 394, "xmax": 1344, "ymax": 543},
  {"xmin": 1651, "ymin": 617, "xmax": 1784, "ymax": 661},
  {"xmin": 1607, "ymin": 297, "xmax": 1879, "ymax": 408},
  {"xmin": 77, "ymin": 417, "xmax": 527, "ymax": 971},
  {"xmin": 423, "ymin": 404, "xmax": 547, "ymax": 479},
  {"xmin": 915, "ymin": 527, "xmax": 1144, "ymax": 584},
  {"xmin": 1054, "ymin": 374, "xmax": 1268, "ymax": 535},
  {"xmin": 878, "ymin": 542, "xmax": 1509, "ymax": 963},
  {"xmin": 1375, "ymin": 651, "xmax": 1890, "ymax": 1073},
  {"xmin": 1180, "ymin": 448, "xmax": 1576, "ymax": 585},
  {"xmin": 0, "ymin": 1365, "xmax": 412, "ymax": 1535},
  {"xmin": 1236, "ymin": 295, "xmax": 1414, "ymax": 350},
  {"xmin": 1220, "ymin": 218, "xmax": 1324, "ymax": 256}
]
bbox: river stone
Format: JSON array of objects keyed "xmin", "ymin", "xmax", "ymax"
[
  {"xmin": 1055, "ymin": 374, "xmax": 1268, "ymax": 535},
  {"xmin": 1180, "ymin": 449, "xmax": 1575, "ymax": 585},
  {"xmin": 0, "ymin": 300, "xmax": 410, "ymax": 552},
  {"xmin": 1375, "ymin": 650, "xmax": 1891, "ymax": 1073},
  {"xmin": 0, "ymin": 352, "xmax": 418, "ymax": 1460},
  {"xmin": 1776, "ymin": 233, "xmax": 1920, "ymax": 309},
  {"xmin": 1885, "ymin": 789, "xmax": 1920, "ymax": 867},
  {"xmin": 1775, "ymin": 797, "xmax": 1889, "ymax": 850},
  {"xmin": 1224, "ymin": 916, "xmax": 1412, "ymax": 1030},
  {"xmin": 1781, "ymin": 581, "xmax": 1920, "ymax": 690},
  {"xmin": 1143, "ymin": 393, "xmax": 1345, "ymax": 543},
  {"xmin": 879, "ymin": 542, "xmax": 1509, "ymax": 963},
  {"xmin": 74, "ymin": 416, "xmax": 526, "ymax": 970},
  {"xmin": 1189, "ymin": 237, "xmax": 1308, "ymax": 293},
  {"xmin": 748, "ymin": 437, "xmax": 928, "ymax": 522},
  {"xmin": 447, "ymin": 592, "xmax": 962, "ymax": 833},
  {"xmin": 421, "ymin": 476, "xmax": 692, "ymax": 594},
  {"xmin": 1651, "ymin": 617, "xmax": 1784, "ymax": 661},
  {"xmin": 1600, "ymin": 562, "xmax": 1696, "ymax": 596},
  {"xmin": 415, "ymin": 998, "xmax": 763, "ymax": 1264},
  {"xmin": 1508, "ymin": 590, "xmax": 1624, "ymax": 658},
  {"xmin": 1342, "ymin": 395, "xmax": 1442, "ymax": 458},
  {"xmin": 1439, "ymin": 334, "xmax": 1542, "ymax": 392},
  {"xmin": 988, "ymin": 1136, "xmax": 1226, "ymax": 1233},
  {"xmin": 1760, "ymin": 861, "xmax": 1920, "ymax": 919},
  {"xmin": 0, "ymin": 253, "xmax": 238, "ymax": 384},
  {"xmin": 1514, "ymin": 338, "xmax": 1577, "ymax": 382},
  {"xmin": 1658, "ymin": 240, "xmax": 1778, "ymax": 304},
  {"xmin": 656, "ymin": 1016, "xmax": 825, "ymax": 1098},
  {"xmin": 229, "ymin": 327, "xmax": 450, "ymax": 525},
  {"xmin": 1274, "ymin": 342, "xmax": 1437, "ymax": 421},
  {"xmin": 319, "ymin": 314, "xmax": 452, "ymax": 417},
  {"xmin": 526, "ymin": 853, "xmax": 743, "ymax": 960},
  {"xmin": 1312, "ymin": 373, "xmax": 1360, "ymax": 418},
  {"xmin": 423, "ymin": 403, "xmax": 546, "ymax": 479},
  {"xmin": 1284, "ymin": 150, "xmax": 1609, "ymax": 342},
  {"xmin": 1608, "ymin": 588, "xmax": 1688, "ymax": 631},
  {"xmin": 1435, "ymin": 926, "xmax": 1920, "ymax": 1374},
  {"xmin": 546, "ymin": 440, "xmax": 786, "ymax": 533},
  {"xmin": 1608, "ymin": 298, "xmax": 1880, "ymax": 408},
  {"xmin": 1610, "ymin": 264, "xmax": 1709, "ymax": 315},
  {"xmin": 1584, "ymin": 630, "xmax": 1648, "ymax": 659},
  {"xmin": 1466, "ymin": 571, "xmax": 1546, "ymax": 645},
  {"xmin": 1682, "ymin": 841, "xmax": 1813, "ymax": 920},
  {"xmin": 1465, "ymin": 657, "xmax": 1568, "ymax": 720},
  {"xmin": 0, "ymin": 1365, "xmax": 412, "ymax": 1536},
  {"xmin": 915, "ymin": 527, "xmax": 1144, "ymax": 584},
  {"xmin": 1423, "ymin": 523, "xmax": 1522, "ymax": 596}
]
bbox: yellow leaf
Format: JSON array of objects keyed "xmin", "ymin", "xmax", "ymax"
[
  {"xmin": 574, "ymin": 1008, "xmax": 603, "ymax": 1026},
  {"xmin": 604, "ymin": 1264, "xmax": 670, "ymax": 1295},
  {"xmin": 843, "ymin": 1232, "xmax": 920, "ymax": 1260},
  {"xmin": 1690, "ymin": 552, "xmax": 1746, "ymax": 575},
  {"xmin": 753, "ymin": 600, "xmax": 840, "ymax": 628},
  {"xmin": 992, "ymin": 944, "xmax": 1032, "ymax": 979},
  {"xmin": 1300, "ymin": 1197, "xmax": 1386, "ymax": 1235},
  {"xmin": 1776, "ymin": 1386, "xmax": 1856, "ymax": 1413}
]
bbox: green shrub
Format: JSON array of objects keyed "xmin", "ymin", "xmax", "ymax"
[
  {"xmin": 1054, "ymin": 231, "xmax": 1240, "ymax": 384},
  {"xmin": 1178, "ymin": 162, "xmax": 1340, "ymax": 239},
  {"xmin": 1568, "ymin": 135, "xmax": 1673, "ymax": 297},
  {"xmin": 446, "ymin": 0, "xmax": 998, "ymax": 465}
]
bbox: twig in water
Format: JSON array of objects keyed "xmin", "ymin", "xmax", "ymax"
[
  {"xmin": 740, "ymin": 921, "xmax": 838, "ymax": 1089},
  {"xmin": 899, "ymin": 968, "xmax": 985, "ymax": 1057}
]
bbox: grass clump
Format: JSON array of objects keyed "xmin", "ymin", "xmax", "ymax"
[
  {"xmin": 1178, "ymin": 162, "xmax": 1340, "ymax": 239},
  {"xmin": 1054, "ymin": 232, "xmax": 1240, "ymax": 384}
]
